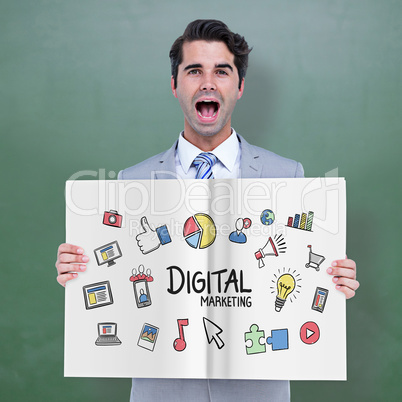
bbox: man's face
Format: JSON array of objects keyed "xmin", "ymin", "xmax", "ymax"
[{"xmin": 171, "ymin": 40, "xmax": 244, "ymax": 142}]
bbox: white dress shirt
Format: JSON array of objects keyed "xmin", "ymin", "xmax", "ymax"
[{"xmin": 175, "ymin": 129, "xmax": 241, "ymax": 179}]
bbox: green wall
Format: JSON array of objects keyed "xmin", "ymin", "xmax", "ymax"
[{"xmin": 1, "ymin": 1, "xmax": 401, "ymax": 401}]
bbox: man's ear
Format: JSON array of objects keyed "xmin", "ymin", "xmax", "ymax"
[
  {"xmin": 171, "ymin": 76, "xmax": 178, "ymax": 98},
  {"xmin": 237, "ymin": 78, "xmax": 245, "ymax": 100}
]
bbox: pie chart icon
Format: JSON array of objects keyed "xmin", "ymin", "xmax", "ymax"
[{"xmin": 183, "ymin": 213, "xmax": 216, "ymax": 249}]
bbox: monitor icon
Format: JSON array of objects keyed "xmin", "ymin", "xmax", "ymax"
[{"xmin": 94, "ymin": 241, "xmax": 122, "ymax": 267}]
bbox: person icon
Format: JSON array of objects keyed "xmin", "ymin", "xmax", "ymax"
[
  {"xmin": 229, "ymin": 218, "xmax": 251, "ymax": 244},
  {"xmin": 137, "ymin": 264, "xmax": 146, "ymax": 280},
  {"xmin": 139, "ymin": 288, "xmax": 148, "ymax": 303},
  {"xmin": 146, "ymin": 268, "xmax": 154, "ymax": 282},
  {"xmin": 129, "ymin": 267, "xmax": 138, "ymax": 282}
]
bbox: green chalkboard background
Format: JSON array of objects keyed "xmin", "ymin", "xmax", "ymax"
[{"xmin": 1, "ymin": 1, "xmax": 401, "ymax": 401}]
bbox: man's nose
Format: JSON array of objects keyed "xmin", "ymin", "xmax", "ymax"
[{"xmin": 200, "ymin": 73, "xmax": 216, "ymax": 91}]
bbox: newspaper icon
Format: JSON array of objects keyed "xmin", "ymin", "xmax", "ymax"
[{"xmin": 83, "ymin": 281, "xmax": 114, "ymax": 310}]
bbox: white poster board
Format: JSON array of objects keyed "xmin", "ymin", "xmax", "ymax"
[{"xmin": 65, "ymin": 178, "xmax": 346, "ymax": 380}]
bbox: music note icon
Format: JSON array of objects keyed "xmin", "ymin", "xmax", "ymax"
[{"xmin": 173, "ymin": 318, "xmax": 189, "ymax": 352}]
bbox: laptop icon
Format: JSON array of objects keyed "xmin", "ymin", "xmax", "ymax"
[{"xmin": 95, "ymin": 322, "xmax": 122, "ymax": 346}]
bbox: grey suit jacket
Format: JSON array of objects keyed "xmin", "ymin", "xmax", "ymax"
[{"xmin": 119, "ymin": 134, "xmax": 303, "ymax": 401}]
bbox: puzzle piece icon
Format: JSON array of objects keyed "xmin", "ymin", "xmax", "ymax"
[
  {"xmin": 267, "ymin": 329, "xmax": 289, "ymax": 351},
  {"xmin": 245, "ymin": 324, "xmax": 266, "ymax": 355}
]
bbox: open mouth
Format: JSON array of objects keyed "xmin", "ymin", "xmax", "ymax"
[{"xmin": 196, "ymin": 100, "xmax": 219, "ymax": 119}]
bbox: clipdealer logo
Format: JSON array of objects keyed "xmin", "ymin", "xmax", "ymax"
[{"xmin": 65, "ymin": 168, "xmax": 288, "ymax": 218}]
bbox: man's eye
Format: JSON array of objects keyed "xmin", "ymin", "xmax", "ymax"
[
  {"xmin": 189, "ymin": 69, "xmax": 200, "ymax": 75},
  {"xmin": 217, "ymin": 70, "xmax": 228, "ymax": 75}
]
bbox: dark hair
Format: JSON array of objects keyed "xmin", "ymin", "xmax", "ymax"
[{"xmin": 169, "ymin": 19, "xmax": 252, "ymax": 89}]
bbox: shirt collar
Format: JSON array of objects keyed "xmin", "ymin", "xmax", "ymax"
[{"xmin": 177, "ymin": 129, "xmax": 240, "ymax": 174}]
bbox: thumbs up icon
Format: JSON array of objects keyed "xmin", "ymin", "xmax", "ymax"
[{"xmin": 136, "ymin": 216, "xmax": 172, "ymax": 254}]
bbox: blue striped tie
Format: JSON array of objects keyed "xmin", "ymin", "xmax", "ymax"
[{"xmin": 193, "ymin": 152, "xmax": 218, "ymax": 179}]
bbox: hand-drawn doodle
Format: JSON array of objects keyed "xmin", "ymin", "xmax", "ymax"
[
  {"xmin": 93, "ymin": 241, "xmax": 122, "ymax": 267},
  {"xmin": 266, "ymin": 329, "xmax": 289, "ymax": 351},
  {"xmin": 286, "ymin": 211, "xmax": 314, "ymax": 231},
  {"xmin": 173, "ymin": 319, "xmax": 189, "ymax": 352},
  {"xmin": 137, "ymin": 323, "xmax": 159, "ymax": 351},
  {"xmin": 305, "ymin": 245, "xmax": 326, "ymax": 271},
  {"xmin": 260, "ymin": 209, "xmax": 275, "ymax": 225},
  {"xmin": 183, "ymin": 214, "xmax": 216, "ymax": 249},
  {"xmin": 130, "ymin": 267, "xmax": 138, "ymax": 281},
  {"xmin": 83, "ymin": 281, "xmax": 113, "ymax": 310},
  {"xmin": 103, "ymin": 210, "xmax": 122, "ymax": 228},
  {"xmin": 270, "ymin": 268, "xmax": 302, "ymax": 312},
  {"xmin": 312, "ymin": 287, "xmax": 329, "ymax": 313},
  {"xmin": 229, "ymin": 217, "xmax": 251, "ymax": 244},
  {"xmin": 95, "ymin": 322, "xmax": 122, "ymax": 346},
  {"xmin": 254, "ymin": 234, "xmax": 286, "ymax": 268},
  {"xmin": 245, "ymin": 324, "xmax": 266, "ymax": 355},
  {"xmin": 130, "ymin": 265, "xmax": 154, "ymax": 308},
  {"xmin": 300, "ymin": 321, "xmax": 320, "ymax": 344},
  {"xmin": 203, "ymin": 317, "xmax": 224, "ymax": 349},
  {"xmin": 136, "ymin": 216, "xmax": 172, "ymax": 254},
  {"xmin": 275, "ymin": 274, "xmax": 295, "ymax": 311}
]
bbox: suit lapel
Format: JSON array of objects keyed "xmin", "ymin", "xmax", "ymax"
[
  {"xmin": 238, "ymin": 134, "xmax": 262, "ymax": 178},
  {"xmin": 153, "ymin": 140, "xmax": 178, "ymax": 179}
]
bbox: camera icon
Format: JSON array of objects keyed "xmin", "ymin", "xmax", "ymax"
[{"xmin": 103, "ymin": 210, "xmax": 122, "ymax": 228}]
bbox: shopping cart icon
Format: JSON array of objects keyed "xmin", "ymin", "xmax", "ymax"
[{"xmin": 305, "ymin": 245, "xmax": 325, "ymax": 271}]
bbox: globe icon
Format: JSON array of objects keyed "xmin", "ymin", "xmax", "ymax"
[{"xmin": 260, "ymin": 209, "xmax": 275, "ymax": 225}]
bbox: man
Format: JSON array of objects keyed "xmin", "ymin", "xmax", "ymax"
[{"xmin": 56, "ymin": 19, "xmax": 359, "ymax": 401}]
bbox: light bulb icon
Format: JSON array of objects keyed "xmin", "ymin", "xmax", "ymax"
[{"xmin": 275, "ymin": 273, "xmax": 295, "ymax": 312}]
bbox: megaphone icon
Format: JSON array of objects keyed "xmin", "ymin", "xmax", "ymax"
[{"xmin": 254, "ymin": 234, "xmax": 286, "ymax": 268}]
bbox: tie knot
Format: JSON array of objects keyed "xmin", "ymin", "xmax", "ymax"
[{"xmin": 193, "ymin": 152, "xmax": 217, "ymax": 179}]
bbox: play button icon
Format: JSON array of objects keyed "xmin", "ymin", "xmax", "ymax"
[{"xmin": 300, "ymin": 321, "xmax": 320, "ymax": 344}]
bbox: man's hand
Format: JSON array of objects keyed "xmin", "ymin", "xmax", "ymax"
[
  {"xmin": 327, "ymin": 257, "xmax": 359, "ymax": 299},
  {"xmin": 56, "ymin": 243, "xmax": 88, "ymax": 287}
]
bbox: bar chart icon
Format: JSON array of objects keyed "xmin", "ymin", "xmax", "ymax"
[{"xmin": 286, "ymin": 211, "xmax": 314, "ymax": 232}]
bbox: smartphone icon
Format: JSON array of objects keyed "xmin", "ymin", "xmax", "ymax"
[
  {"xmin": 312, "ymin": 287, "xmax": 329, "ymax": 313},
  {"xmin": 133, "ymin": 280, "xmax": 152, "ymax": 308}
]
